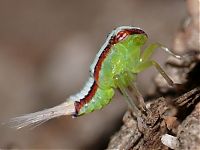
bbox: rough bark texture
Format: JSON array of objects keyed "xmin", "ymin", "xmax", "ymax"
[
  {"xmin": 108, "ymin": 89, "xmax": 200, "ymax": 150},
  {"xmin": 107, "ymin": 0, "xmax": 200, "ymax": 149}
]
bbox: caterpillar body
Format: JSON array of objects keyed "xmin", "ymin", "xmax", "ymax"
[{"xmin": 7, "ymin": 26, "xmax": 181, "ymax": 129}]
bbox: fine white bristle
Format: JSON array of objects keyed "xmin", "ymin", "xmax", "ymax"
[{"xmin": 5, "ymin": 100, "xmax": 75, "ymax": 129}]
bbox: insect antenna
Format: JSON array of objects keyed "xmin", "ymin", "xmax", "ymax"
[
  {"xmin": 158, "ymin": 43, "xmax": 182, "ymax": 59},
  {"xmin": 4, "ymin": 100, "xmax": 75, "ymax": 129}
]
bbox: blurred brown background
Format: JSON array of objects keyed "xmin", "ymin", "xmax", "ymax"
[{"xmin": 0, "ymin": 0, "xmax": 186, "ymax": 149}]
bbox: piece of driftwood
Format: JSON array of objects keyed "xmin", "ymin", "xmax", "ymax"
[
  {"xmin": 108, "ymin": 0, "xmax": 200, "ymax": 149},
  {"xmin": 108, "ymin": 88, "xmax": 200, "ymax": 150}
]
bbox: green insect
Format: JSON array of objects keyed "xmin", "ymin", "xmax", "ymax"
[{"xmin": 8, "ymin": 26, "xmax": 181, "ymax": 129}]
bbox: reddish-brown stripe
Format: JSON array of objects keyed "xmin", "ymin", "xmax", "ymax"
[
  {"xmin": 94, "ymin": 46, "xmax": 112, "ymax": 81},
  {"xmin": 74, "ymin": 82, "xmax": 98, "ymax": 115}
]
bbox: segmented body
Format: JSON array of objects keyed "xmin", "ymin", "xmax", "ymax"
[{"xmin": 70, "ymin": 26, "xmax": 147, "ymax": 116}]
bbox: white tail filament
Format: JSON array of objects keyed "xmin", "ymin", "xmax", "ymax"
[{"xmin": 6, "ymin": 100, "xmax": 75, "ymax": 129}]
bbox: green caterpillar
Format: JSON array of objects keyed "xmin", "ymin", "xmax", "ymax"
[{"xmin": 7, "ymin": 26, "xmax": 181, "ymax": 129}]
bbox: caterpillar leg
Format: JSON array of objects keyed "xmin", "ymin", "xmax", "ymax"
[
  {"xmin": 114, "ymin": 72, "xmax": 147, "ymax": 117},
  {"xmin": 137, "ymin": 42, "xmax": 184, "ymax": 87},
  {"xmin": 141, "ymin": 43, "xmax": 182, "ymax": 62},
  {"xmin": 128, "ymin": 79, "xmax": 147, "ymax": 112},
  {"xmin": 134, "ymin": 60, "xmax": 174, "ymax": 87}
]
